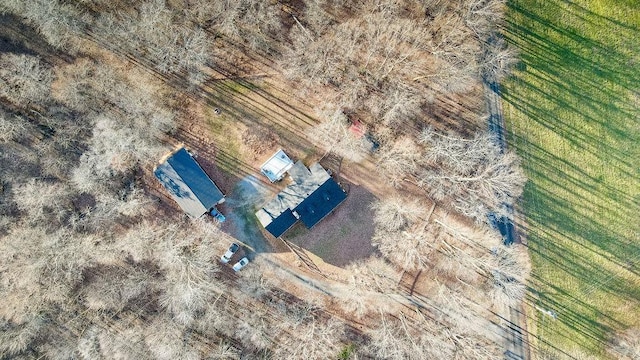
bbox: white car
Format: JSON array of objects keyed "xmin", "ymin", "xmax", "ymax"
[
  {"xmin": 220, "ymin": 243, "xmax": 240, "ymax": 264},
  {"xmin": 232, "ymin": 257, "xmax": 249, "ymax": 272}
]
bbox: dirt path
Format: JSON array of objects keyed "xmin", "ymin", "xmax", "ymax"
[
  {"xmin": 484, "ymin": 73, "xmax": 528, "ymax": 360},
  {"xmin": 263, "ymin": 255, "xmax": 429, "ymax": 313}
]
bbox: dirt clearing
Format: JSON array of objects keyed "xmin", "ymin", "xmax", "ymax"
[{"xmin": 283, "ymin": 184, "xmax": 377, "ymax": 267}]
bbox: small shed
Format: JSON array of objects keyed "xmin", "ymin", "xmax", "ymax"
[
  {"xmin": 260, "ymin": 149, "xmax": 294, "ymax": 182},
  {"xmin": 154, "ymin": 147, "xmax": 225, "ymax": 218}
]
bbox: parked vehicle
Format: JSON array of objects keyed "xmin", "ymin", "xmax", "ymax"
[
  {"xmin": 220, "ymin": 243, "xmax": 240, "ymax": 264},
  {"xmin": 210, "ymin": 208, "xmax": 226, "ymax": 222},
  {"xmin": 232, "ymin": 257, "xmax": 249, "ymax": 272}
]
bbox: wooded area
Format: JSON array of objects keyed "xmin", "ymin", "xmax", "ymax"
[{"xmin": 2, "ymin": 0, "xmax": 621, "ymax": 359}]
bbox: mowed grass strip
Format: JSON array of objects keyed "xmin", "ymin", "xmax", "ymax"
[{"xmin": 502, "ymin": 0, "xmax": 640, "ymax": 357}]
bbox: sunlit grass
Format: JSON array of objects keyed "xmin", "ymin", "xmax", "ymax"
[
  {"xmin": 503, "ymin": 0, "xmax": 640, "ymax": 357},
  {"xmin": 206, "ymin": 104, "xmax": 243, "ymax": 175}
]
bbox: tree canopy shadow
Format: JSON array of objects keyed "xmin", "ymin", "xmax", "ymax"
[{"xmin": 503, "ymin": 0, "xmax": 640, "ymax": 355}]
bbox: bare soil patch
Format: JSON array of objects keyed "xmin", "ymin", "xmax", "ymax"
[{"xmin": 283, "ymin": 184, "xmax": 377, "ymax": 267}]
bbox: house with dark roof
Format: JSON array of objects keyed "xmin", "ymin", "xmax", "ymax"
[
  {"xmin": 154, "ymin": 147, "xmax": 225, "ymax": 218},
  {"xmin": 255, "ymin": 161, "xmax": 347, "ymax": 238}
]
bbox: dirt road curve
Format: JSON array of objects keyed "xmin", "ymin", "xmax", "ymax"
[{"xmin": 484, "ymin": 76, "xmax": 528, "ymax": 360}]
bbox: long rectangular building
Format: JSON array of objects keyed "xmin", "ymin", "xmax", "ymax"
[{"xmin": 154, "ymin": 147, "xmax": 225, "ymax": 218}]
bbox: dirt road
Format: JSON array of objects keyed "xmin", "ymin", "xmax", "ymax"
[{"xmin": 484, "ymin": 76, "xmax": 528, "ymax": 360}]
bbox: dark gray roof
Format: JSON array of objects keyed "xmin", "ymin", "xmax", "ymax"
[
  {"xmin": 264, "ymin": 208, "xmax": 298, "ymax": 238},
  {"xmin": 293, "ymin": 178, "xmax": 347, "ymax": 229},
  {"xmin": 154, "ymin": 147, "xmax": 224, "ymax": 218},
  {"xmin": 255, "ymin": 162, "xmax": 346, "ymax": 237}
]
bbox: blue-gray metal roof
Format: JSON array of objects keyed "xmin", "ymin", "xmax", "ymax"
[
  {"xmin": 154, "ymin": 148, "xmax": 224, "ymax": 218},
  {"xmin": 294, "ymin": 178, "xmax": 347, "ymax": 229},
  {"xmin": 264, "ymin": 208, "xmax": 298, "ymax": 238},
  {"xmin": 255, "ymin": 162, "xmax": 346, "ymax": 237}
]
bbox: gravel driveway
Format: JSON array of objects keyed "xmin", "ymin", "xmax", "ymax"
[{"xmin": 221, "ymin": 175, "xmax": 275, "ymax": 255}]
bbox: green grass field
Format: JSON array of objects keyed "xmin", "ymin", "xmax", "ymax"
[{"xmin": 502, "ymin": 0, "xmax": 640, "ymax": 357}]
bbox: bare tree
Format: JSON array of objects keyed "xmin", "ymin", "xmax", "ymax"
[
  {"xmin": 238, "ymin": 266, "xmax": 273, "ymax": 300},
  {"xmin": 57, "ymin": 60, "xmax": 176, "ymax": 193},
  {"xmin": 235, "ymin": 308, "xmax": 278, "ymax": 350},
  {"xmin": 333, "ymin": 256, "xmax": 399, "ymax": 317},
  {"xmin": 273, "ymin": 318, "xmax": 345, "ymax": 359},
  {"xmin": 371, "ymin": 85, "xmax": 425, "ymax": 128},
  {"xmin": 372, "ymin": 196, "xmax": 425, "ymax": 233},
  {"xmin": 366, "ymin": 312, "xmax": 458, "ymax": 360},
  {"xmin": 481, "ymin": 33, "xmax": 519, "ymax": 81},
  {"xmin": 55, "ymin": 59, "xmax": 114, "ymax": 114},
  {"xmin": 76, "ymin": 326, "xmax": 102, "ymax": 360},
  {"xmin": 157, "ymin": 226, "xmax": 221, "ymax": 326},
  {"xmin": 0, "ymin": 0, "xmax": 82, "ymax": 49},
  {"xmin": 465, "ymin": 0, "xmax": 507, "ymax": 38},
  {"xmin": 346, "ymin": 255, "xmax": 402, "ymax": 294},
  {"xmin": 366, "ymin": 313, "xmax": 414, "ymax": 359},
  {"xmin": 0, "ymin": 227, "xmax": 50, "ymax": 321},
  {"xmin": 94, "ymin": 323, "xmax": 151, "ymax": 360},
  {"xmin": 80, "ymin": 264, "xmax": 157, "ymax": 312},
  {"xmin": 0, "ymin": 113, "xmax": 31, "ymax": 143},
  {"xmin": 0, "ymin": 314, "xmax": 45, "ymax": 358},
  {"xmin": 418, "ymin": 127, "xmax": 526, "ymax": 222},
  {"xmin": 608, "ymin": 327, "xmax": 640, "ymax": 360},
  {"xmin": 92, "ymin": 0, "xmax": 210, "ymax": 75},
  {"xmin": 241, "ymin": 125, "xmax": 278, "ymax": 160},
  {"xmin": 433, "ymin": 284, "xmax": 501, "ymax": 342},
  {"xmin": 186, "ymin": 0, "xmax": 282, "ymax": 52},
  {"xmin": 335, "ymin": 285, "xmax": 370, "ymax": 319},
  {"xmin": 365, "ymin": 291, "xmax": 503, "ymax": 359},
  {"xmin": 309, "ymin": 106, "xmax": 373, "ymax": 162},
  {"xmin": 371, "ymin": 196, "xmax": 437, "ymax": 270},
  {"xmin": 36, "ymin": 327, "xmax": 79, "ymax": 360},
  {"xmin": 486, "ymin": 245, "xmax": 529, "ymax": 309},
  {"xmin": 145, "ymin": 316, "xmax": 198, "ymax": 360},
  {"xmin": 284, "ymin": 1, "xmax": 435, "ymax": 125},
  {"xmin": 430, "ymin": 215, "xmax": 510, "ymax": 288},
  {"xmin": 12, "ymin": 179, "xmax": 72, "ymax": 228},
  {"xmin": 208, "ymin": 340, "xmax": 241, "ymax": 360},
  {"xmin": 278, "ymin": 300, "xmax": 318, "ymax": 330},
  {"xmin": 377, "ymin": 136, "xmax": 423, "ymax": 188},
  {"xmin": 71, "ymin": 114, "xmax": 167, "ymax": 193},
  {"xmin": 0, "ymin": 53, "xmax": 52, "ymax": 106},
  {"xmin": 191, "ymin": 300, "xmax": 233, "ymax": 340},
  {"xmin": 373, "ymin": 228, "xmax": 432, "ymax": 271}
]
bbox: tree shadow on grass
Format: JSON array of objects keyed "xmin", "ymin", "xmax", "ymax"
[{"xmin": 503, "ymin": 0, "xmax": 640, "ymax": 354}]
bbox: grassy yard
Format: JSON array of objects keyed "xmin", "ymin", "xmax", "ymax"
[{"xmin": 502, "ymin": 0, "xmax": 640, "ymax": 357}]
